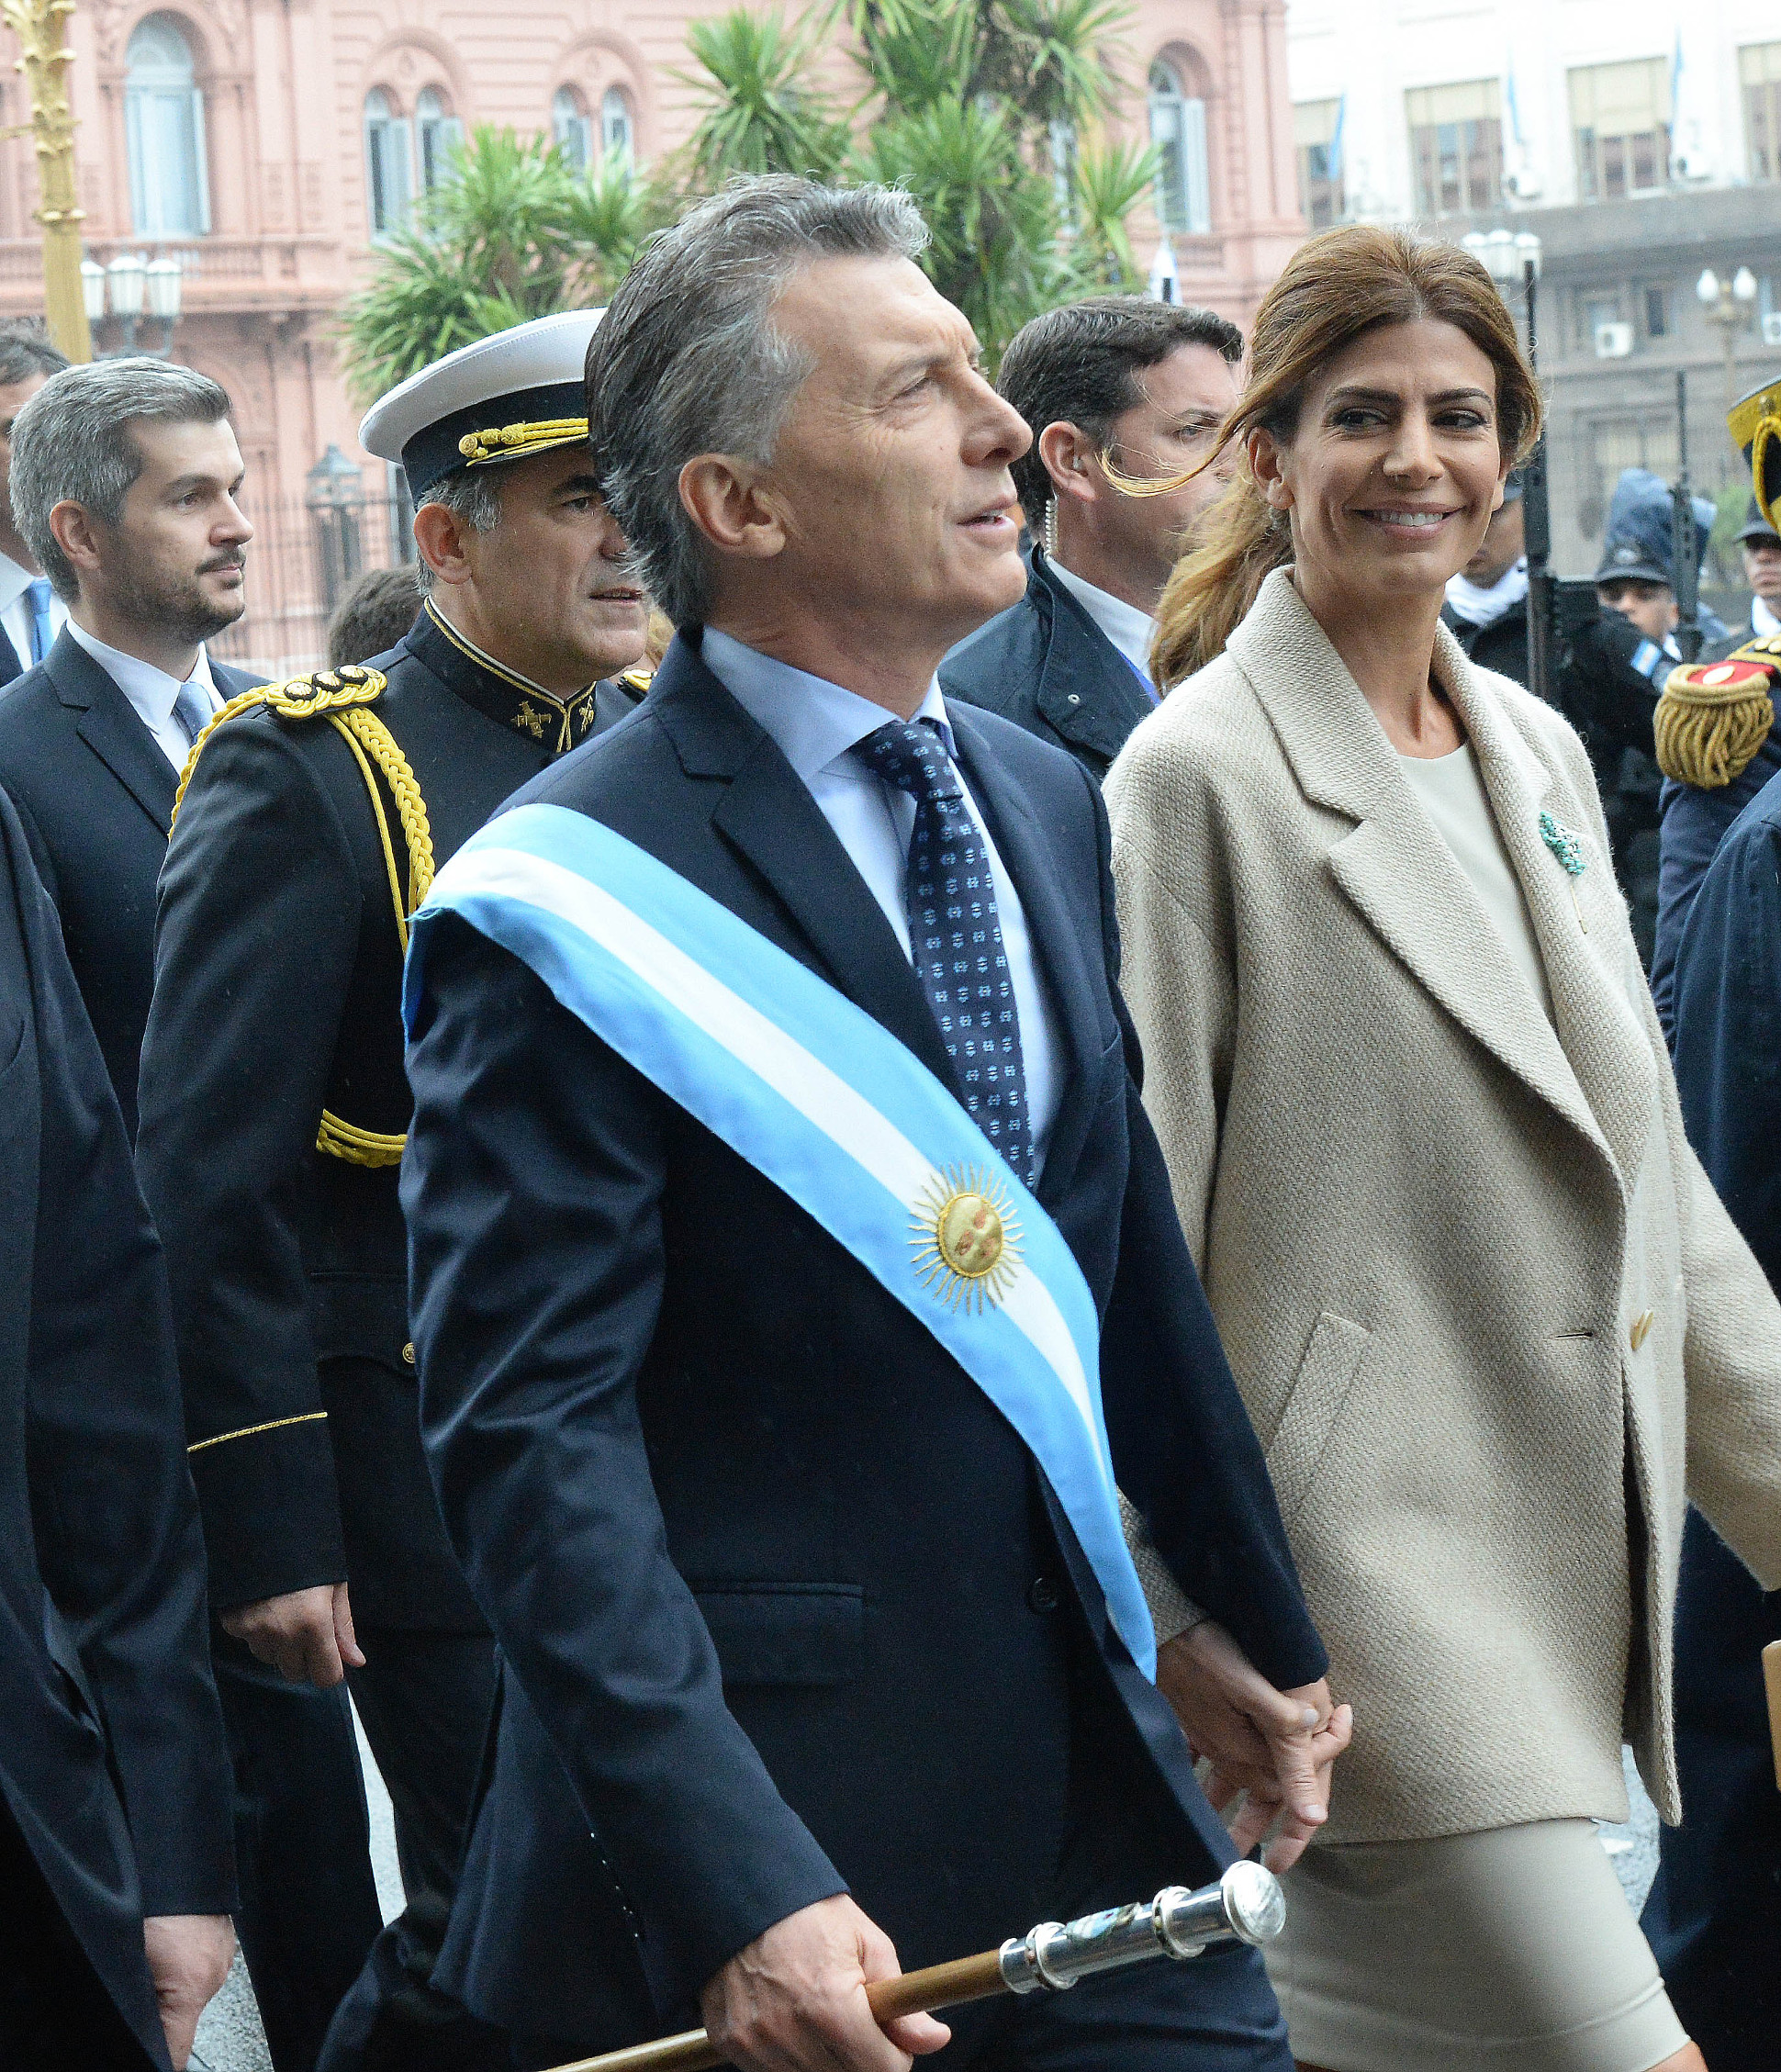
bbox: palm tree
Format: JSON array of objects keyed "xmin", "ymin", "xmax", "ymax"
[{"xmin": 339, "ymin": 128, "xmax": 659, "ymax": 409}]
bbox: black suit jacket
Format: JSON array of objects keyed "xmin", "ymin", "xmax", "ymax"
[
  {"xmin": 0, "ymin": 790, "xmax": 234, "ymax": 2062},
  {"xmin": 0, "ymin": 618, "xmax": 25, "ymax": 688},
  {"xmin": 940, "ymin": 544, "xmax": 1157, "ymax": 778},
  {"xmin": 403, "ymin": 631, "xmax": 1324, "ymax": 2044},
  {"xmin": 136, "ymin": 603, "xmax": 643, "ymax": 1622},
  {"xmin": 0, "ymin": 629, "xmax": 261, "ymax": 1135}
]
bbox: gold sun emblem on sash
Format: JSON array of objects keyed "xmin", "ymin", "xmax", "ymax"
[{"xmin": 911, "ymin": 1166, "xmax": 1022, "ymax": 1313}]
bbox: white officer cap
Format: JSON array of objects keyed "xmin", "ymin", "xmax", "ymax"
[{"xmin": 359, "ymin": 308, "xmax": 604, "ymax": 498}]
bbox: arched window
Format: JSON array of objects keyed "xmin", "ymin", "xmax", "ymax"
[
  {"xmin": 1148, "ymin": 61, "xmax": 1210, "ymax": 236},
  {"xmin": 600, "ymin": 86, "xmax": 634, "ymax": 170},
  {"xmin": 416, "ymin": 87, "xmax": 463, "ymax": 196},
  {"xmin": 364, "ymin": 89, "xmax": 411, "ymax": 235},
  {"xmin": 126, "ymin": 16, "xmax": 210, "ymax": 236},
  {"xmin": 553, "ymin": 85, "xmax": 593, "ymax": 173}
]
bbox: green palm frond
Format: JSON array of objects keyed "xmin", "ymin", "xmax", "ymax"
[
  {"xmin": 847, "ymin": 0, "xmax": 982, "ymax": 116},
  {"xmin": 985, "ymin": 0, "xmax": 1128, "ymax": 128},
  {"xmin": 675, "ymin": 10, "xmax": 851, "ymax": 185},
  {"xmin": 1069, "ymin": 133, "xmax": 1157, "ymax": 286}
]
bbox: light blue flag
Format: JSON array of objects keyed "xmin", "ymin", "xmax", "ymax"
[{"xmin": 405, "ymin": 802, "xmax": 1158, "ymax": 1680}]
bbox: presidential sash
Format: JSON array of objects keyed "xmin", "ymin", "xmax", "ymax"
[{"xmin": 403, "ymin": 803, "xmax": 1156, "ymax": 1680}]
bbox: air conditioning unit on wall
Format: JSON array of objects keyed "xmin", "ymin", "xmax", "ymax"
[
  {"xmin": 1594, "ymin": 321, "xmax": 1634, "ymax": 359},
  {"xmin": 1763, "ymin": 310, "xmax": 1781, "ymax": 348}
]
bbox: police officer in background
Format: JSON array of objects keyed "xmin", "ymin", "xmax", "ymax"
[
  {"xmin": 133, "ymin": 312, "xmax": 649, "ymax": 2072},
  {"xmin": 1560, "ymin": 467, "xmax": 1722, "ymax": 963},
  {"xmin": 1440, "ymin": 470, "xmax": 1529, "ymax": 683}
]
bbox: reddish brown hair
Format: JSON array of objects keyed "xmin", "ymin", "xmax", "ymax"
[{"xmin": 1150, "ymin": 225, "xmax": 1543, "ymax": 686}]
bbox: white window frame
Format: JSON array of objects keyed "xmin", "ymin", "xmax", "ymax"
[
  {"xmin": 125, "ymin": 16, "xmax": 211, "ymax": 237},
  {"xmin": 415, "ymin": 87, "xmax": 463, "ymax": 196},
  {"xmin": 364, "ymin": 88, "xmax": 412, "ymax": 237},
  {"xmin": 600, "ymin": 85, "xmax": 634, "ymax": 170},
  {"xmin": 1148, "ymin": 61, "xmax": 1210, "ymax": 237},
  {"xmin": 553, "ymin": 85, "xmax": 593, "ymax": 173}
]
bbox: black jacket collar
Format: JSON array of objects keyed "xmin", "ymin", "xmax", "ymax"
[{"xmin": 406, "ymin": 599, "xmax": 602, "ymax": 756}]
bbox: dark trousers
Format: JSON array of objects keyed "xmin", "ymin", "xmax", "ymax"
[
  {"xmin": 318, "ymin": 1629, "xmax": 506, "ymax": 2072},
  {"xmin": 215, "ymin": 1630, "xmax": 384, "ymax": 2072},
  {"xmin": 1641, "ymin": 1509, "xmax": 1781, "ymax": 2071},
  {"xmin": 0, "ymin": 1798, "xmax": 160, "ymax": 2072}
]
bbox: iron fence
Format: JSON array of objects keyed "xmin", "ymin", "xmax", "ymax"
[{"xmin": 208, "ymin": 486, "xmax": 415, "ymax": 681}]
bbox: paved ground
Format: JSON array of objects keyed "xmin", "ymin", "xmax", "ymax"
[
  {"xmin": 189, "ymin": 1707, "xmax": 401, "ymax": 2072},
  {"xmin": 186, "ymin": 1736, "xmax": 1665, "ymax": 2070}
]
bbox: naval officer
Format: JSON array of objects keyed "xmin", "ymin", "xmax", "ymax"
[
  {"xmin": 133, "ymin": 311, "xmax": 649, "ymax": 2071},
  {"xmin": 402, "ymin": 177, "xmax": 1340, "ymax": 2072}
]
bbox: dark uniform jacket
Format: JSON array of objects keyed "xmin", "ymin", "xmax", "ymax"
[
  {"xmin": 1650, "ymin": 618, "xmax": 1781, "ymax": 1039},
  {"xmin": 1643, "ymin": 764, "xmax": 1781, "ymax": 2064},
  {"xmin": 0, "ymin": 630, "xmax": 262, "ymax": 1135},
  {"xmin": 402, "ymin": 630, "xmax": 1326, "ymax": 2047},
  {"xmin": 939, "ymin": 543, "xmax": 1156, "ymax": 778},
  {"xmin": 1439, "ymin": 597, "xmax": 1529, "ymax": 685},
  {"xmin": 134, "ymin": 600, "xmax": 644, "ymax": 1624},
  {"xmin": 0, "ymin": 789, "xmax": 235, "ymax": 2062}
]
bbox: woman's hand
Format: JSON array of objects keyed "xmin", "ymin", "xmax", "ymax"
[{"xmin": 1156, "ymin": 1618, "xmax": 1352, "ymax": 1873}]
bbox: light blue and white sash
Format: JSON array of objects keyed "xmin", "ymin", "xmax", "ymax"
[{"xmin": 404, "ymin": 802, "xmax": 1155, "ymax": 1679}]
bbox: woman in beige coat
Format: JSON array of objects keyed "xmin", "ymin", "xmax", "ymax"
[{"xmin": 1106, "ymin": 226, "xmax": 1781, "ymax": 2072}]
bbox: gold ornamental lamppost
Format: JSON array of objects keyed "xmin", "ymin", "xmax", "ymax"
[{"xmin": 0, "ymin": 0, "xmax": 93, "ymax": 363}]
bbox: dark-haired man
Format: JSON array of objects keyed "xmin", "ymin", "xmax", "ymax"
[
  {"xmin": 136, "ymin": 310, "xmax": 648, "ymax": 2072},
  {"xmin": 0, "ymin": 320, "xmax": 70, "ymax": 683},
  {"xmin": 0, "ymin": 358, "xmax": 262, "ymax": 1135},
  {"xmin": 940, "ymin": 296, "xmax": 1240, "ymax": 775}
]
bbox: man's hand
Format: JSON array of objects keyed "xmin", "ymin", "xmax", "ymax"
[
  {"xmin": 700, "ymin": 1894, "xmax": 951, "ymax": 2072},
  {"xmin": 143, "ymin": 1913, "xmax": 235, "ymax": 2069},
  {"xmin": 1156, "ymin": 1618, "xmax": 1351, "ymax": 1874},
  {"xmin": 218, "ymin": 1582, "xmax": 364, "ymax": 1686}
]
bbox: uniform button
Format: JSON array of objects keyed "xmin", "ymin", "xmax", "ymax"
[
  {"xmin": 1027, "ymin": 1575, "xmax": 1061, "ymax": 1613},
  {"xmin": 401, "ymin": 1341, "xmax": 417, "ymax": 1365},
  {"xmin": 1630, "ymin": 1310, "xmax": 1654, "ymax": 1352}
]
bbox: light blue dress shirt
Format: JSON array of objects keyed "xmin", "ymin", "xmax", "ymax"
[{"xmin": 701, "ymin": 626, "xmax": 1065, "ymax": 1178}]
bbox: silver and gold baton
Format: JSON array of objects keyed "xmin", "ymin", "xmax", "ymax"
[{"xmin": 548, "ymin": 1863, "xmax": 1285, "ymax": 2072}]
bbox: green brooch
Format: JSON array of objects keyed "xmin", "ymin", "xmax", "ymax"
[{"xmin": 1539, "ymin": 811, "xmax": 1588, "ymax": 931}]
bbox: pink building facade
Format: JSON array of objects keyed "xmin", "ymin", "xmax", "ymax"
[{"xmin": 0, "ymin": 0, "xmax": 1302, "ymax": 670}]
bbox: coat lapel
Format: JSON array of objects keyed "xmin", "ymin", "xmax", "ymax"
[
  {"xmin": 1232, "ymin": 571, "xmax": 1623, "ymax": 1175},
  {"xmin": 653, "ymin": 636, "xmax": 964, "ymax": 1098},
  {"xmin": 1442, "ymin": 630, "xmax": 1660, "ymax": 1191},
  {"xmin": 1031, "ymin": 554, "xmax": 1155, "ymax": 767},
  {"xmin": 947, "ymin": 706, "xmax": 1104, "ymax": 1205},
  {"xmin": 46, "ymin": 634, "xmax": 177, "ymax": 834}
]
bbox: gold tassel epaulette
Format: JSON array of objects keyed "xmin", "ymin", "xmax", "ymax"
[
  {"xmin": 1654, "ymin": 634, "xmax": 1781, "ymax": 790},
  {"xmin": 168, "ymin": 660, "xmax": 428, "ymax": 1171}
]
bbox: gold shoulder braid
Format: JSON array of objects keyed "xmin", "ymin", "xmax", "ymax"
[
  {"xmin": 172, "ymin": 665, "xmax": 433, "ymax": 1169},
  {"xmin": 1654, "ymin": 634, "xmax": 1781, "ymax": 790}
]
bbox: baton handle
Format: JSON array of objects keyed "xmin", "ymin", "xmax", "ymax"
[
  {"xmin": 542, "ymin": 1865, "xmax": 1283, "ymax": 2072},
  {"xmin": 1764, "ymin": 1639, "xmax": 1781, "ymax": 1793},
  {"xmin": 540, "ymin": 1953, "xmax": 1007, "ymax": 2072}
]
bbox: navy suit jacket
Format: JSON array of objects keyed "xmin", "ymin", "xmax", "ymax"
[
  {"xmin": 1642, "ymin": 767, "xmax": 1781, "ymax": 2059},
  {"xmin": 403, "ymin": 631, "xmax": 1324, "ymax": 2045},
  {"xmin": 0, "ymin": 629, "xmax": 260, "ymax": 1134},
  {"xmin": 940, "ymin": 544, "xmax": 1156, "ymax": 779},
  {"xmin": 0, "ymin": 618, "xmax": 25, "ymax": 688},
  {"xmin": 0, "ymin": 790, "xmax": 234, "ymax": 2063}
]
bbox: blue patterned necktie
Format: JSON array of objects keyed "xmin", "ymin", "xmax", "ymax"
[
  {"xmin": 172, "ymin": 678, "xmax": 212, "ymax": 747},
  {"xmin": 856, "ymin": 717, "xmax": 1031, "ymax": 1180},
  {"xmin": 25, "ymin": 576, "xmax": 52, "ymax": 665}
]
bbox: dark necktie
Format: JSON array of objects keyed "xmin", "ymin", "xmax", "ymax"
[{"xmin": 856, "ymin": 717, "xmax": 1031, "ymax": 1180}]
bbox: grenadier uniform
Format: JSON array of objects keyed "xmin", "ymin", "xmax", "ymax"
[{"xmin": 133, "ymin": 311, "xmax": 646, "ymax": 2070}]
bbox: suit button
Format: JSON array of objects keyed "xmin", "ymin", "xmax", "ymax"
[
  {"xmin": 1027, "ymin": 1575, "xmax": 1061, "ymax": 1613},
  {"xmin": 401, "ymin": 1341, "xmax": 417, "ymax": 1365},
  {"xmin": 1630, "ymin": 1310, "xmax": 1654, "ymax": 1352}
]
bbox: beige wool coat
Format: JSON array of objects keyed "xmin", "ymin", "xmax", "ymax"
[{"xmin": 1104, "ymin": 566, "xmax": 1781, "ymax": 1846}]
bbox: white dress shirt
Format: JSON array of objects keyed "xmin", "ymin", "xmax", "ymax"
[
  {"xmin": 65, "ymin": 620, "xmax": 222, "ymax": 770},
  {"xmin": 701, "ymin": 627, "xmax": 1066, "ymax": 1177},
  {"xmin": 1047, "ymin": 556, "xmax": 1159, "ymax": 693},
  {"xmin": 0, "ymin": 550, "xmax": 67, "ymax": 673}
]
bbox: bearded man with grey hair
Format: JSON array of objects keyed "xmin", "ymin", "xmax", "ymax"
[{"xmin": 402, "ymin": 175, "xmax": 1339, "ymax": 2072}]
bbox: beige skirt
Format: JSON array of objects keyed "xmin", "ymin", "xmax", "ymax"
[{"xmin": 1265, "ymin": 1820, "xmax": 1689, "ymax": 2072}]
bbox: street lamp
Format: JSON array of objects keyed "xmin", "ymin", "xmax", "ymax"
[
  {"xmin": 1697, "ymin": 265, "xmax": 1759, "ymax": 418},
  {"xmin": 306, "ymin": 443, "xmax": 366, "ymax": 613},
  {"xmin": 1147, "ymin": 239, "xmax": 1179, "ymax": 305},
  {"xmin": 82, "ymin": 250, "xmax": 183, "ymax": 356}
]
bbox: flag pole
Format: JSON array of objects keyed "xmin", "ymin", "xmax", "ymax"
[{"xmin": 1, "ymin": 0, "xmax": 93, "ymax": 363}]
